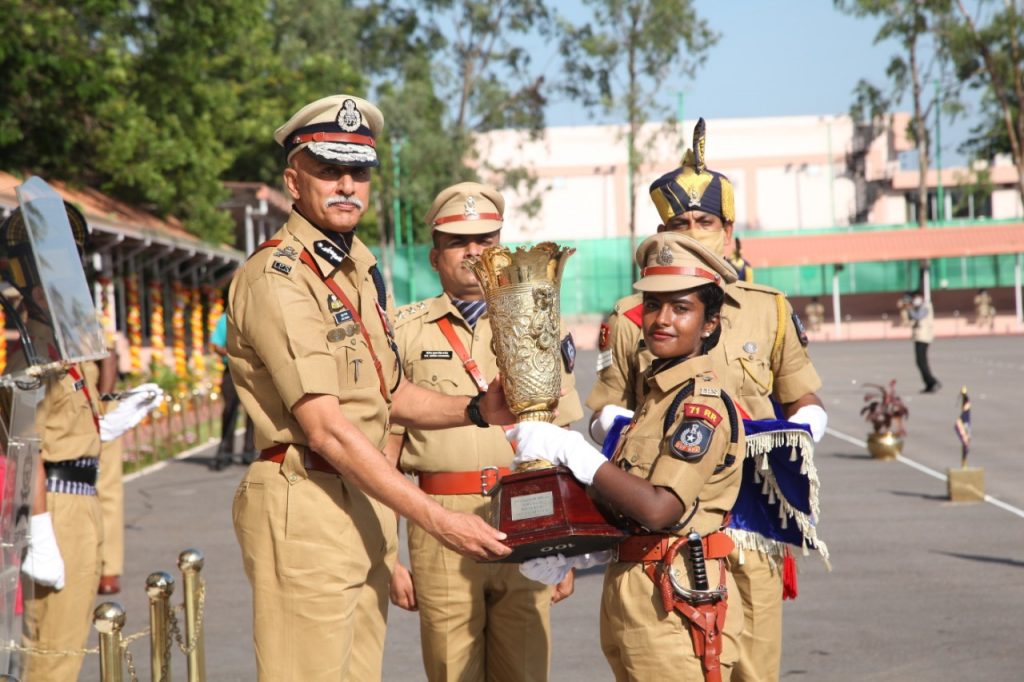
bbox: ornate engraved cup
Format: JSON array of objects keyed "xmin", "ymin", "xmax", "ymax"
[
  {"xmin": 467, "ymin": 243, "xmax": 626, "ymax": 562},
  {"xmin": 465, "ymin": 242, "xmax": 575, "ymax": 424}
]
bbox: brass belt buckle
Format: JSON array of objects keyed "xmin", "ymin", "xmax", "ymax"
[{"xmin": 480, "ymin": 466, "xmax": 501, "ymax": 496}]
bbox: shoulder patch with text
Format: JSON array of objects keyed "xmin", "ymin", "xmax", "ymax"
[
  {"xmin": 561, "ymin": 333, "xmax": 576, "ymax": 372},
  {"xmin": 792, "ymin": 313, "xmax": 809, "ymax": 346},
  {"xmin": 669, "ymin": 419, "xmax": 715, "ymax": 462},
  {"xmin": 682, "ymin": 402, "xmax": 722, "ymax": 426}
]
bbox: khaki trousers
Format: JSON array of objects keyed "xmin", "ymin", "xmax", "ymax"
[
  {"xmin": 97, "ymin": 437, "xmax": 125, "ymax": 576},
  {"xmin": 730, "ymin": 550, "xmax": 783, "ymax": 682},
  {"xmin": 409, "ymin": 493, "xmax": 553, "ymax": 682},
  {"xmin": 600, "ymin": 560, "xmax": 741, "ymax": 682},
  {"xmin": 22, "ymin": 492, "xmax": 103, "ymax": 682},
  {"xmin": 232, "ymin": 454, "xmax": 397, "ymax": 682}
]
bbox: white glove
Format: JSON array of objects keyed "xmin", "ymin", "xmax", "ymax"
[
  {"xmin": 520, "ymin": 554, "xmax": 572, "ymax": 585},
  {"xmin": 22, "ymin": 512, "xmax": 65, "ymax": 590},
  {"xmin": 789, "ymin": 404, "xmax": 828, "ymax": 443},
  {"xmin": 519, "ymin": 550, "xmax": 614, "ymax": 585},
  {"xmin": 100, "ymin": 383, "xmax": 164, "ymax": 442},
  {"xmin": 507, "ymin": 422, "xmax": 607, "ymax": 486},
  {"xmin": 588, "ymin": 405, "xmax": 634, "ymax": 444}
]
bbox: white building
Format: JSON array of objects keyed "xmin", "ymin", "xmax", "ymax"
[{"xmin": 474, "ymin": 113, "xmax": 1024, "ymax": 242}]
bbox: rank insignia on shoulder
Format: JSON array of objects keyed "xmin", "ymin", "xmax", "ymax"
[
  {"xmin": 598, "ymin": 322, "xmax": 610, "ymax": 351},
  {"xmin": 272, "ymin": 245, "xmax": 299, "ymax": 261},
  {"xmin": 595, "ymin": 349, "xmax": 612, "ymax": 373},
  {"xmin": 271, "ymin": 261, "xmax": 292, "ymax": 276},
  {"xmin": 669, "ymin": 419, "xmax": 714, "ymax": 461},
  {"xmin": 792, "ymin": 313, "xmax": 809, "ymax": 346},
  {"xmin": 682, "ymin": 402, "xmax": 722, "ymax": 426},
  {"xmin": 327, "ymin": 294, "xmax": 343, "ymax": 312},
  {"xmin": 421, "ymin": 350, "xmax": 453, "ymax": 360},
  {"xmin": 561, "ymin": 333, "xmax": 576, "ymax": 372},
  {"xmin": 314, "ymin": 240, "xmax": 346, "ymax": 266},
  {"xmin": 699, "ymin": 386, "xmax": 721, "ymax": 397}
]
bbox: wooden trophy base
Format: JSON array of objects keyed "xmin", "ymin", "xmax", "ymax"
[
  {"xmin": 487, "ymin": 465, "xmax": 626, "ymax": 563},
  {"xmin": 947, "ymin": 466, "xmax": 985, "ymax": 502}
]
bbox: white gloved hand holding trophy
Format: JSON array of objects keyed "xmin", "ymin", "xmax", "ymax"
[
  {"xmin": 506, "ymin": 422, "xmax": 607, "ymax": 486},
  {"xmin": 588, "ymin": 405, "xmax": 635, "ymax": 445}
]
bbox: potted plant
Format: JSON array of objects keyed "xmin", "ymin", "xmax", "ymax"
[{"xmin": 860, "ymin": 380, "xmax": 909, "ymax": 460}]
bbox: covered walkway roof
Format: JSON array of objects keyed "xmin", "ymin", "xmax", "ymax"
[
  {"xmin": 741, "ymin": 222, "xmax": 1024, "ymax": 268},
  {"xmin": 0, "ymin": 172, "xmax": 243, "ymax": 280}
]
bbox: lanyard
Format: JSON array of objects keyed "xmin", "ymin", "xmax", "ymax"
[
  {"xmin": 47, "ymin": 344, "xmax": 100, "ymax": 433},
  {"xmin": 258, "ymin": 239, "xmax": 388, "ymax": 400},
  {"xmin": 435, "ymin": 316, "xmax": 489, "ymax": 394}
]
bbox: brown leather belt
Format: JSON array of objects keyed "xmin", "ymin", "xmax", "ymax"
[
  {"xmin": 616, "ymin": 532, "xmax": 734, "ymax": 563},
  {"xmin": 418, "ymin": 467, "xmax": 511, "ymax": 495},
  {"xmin": 259, "ymin": 444, "xmax": 338, "ymax": 475}
]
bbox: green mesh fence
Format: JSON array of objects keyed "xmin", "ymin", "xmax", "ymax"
[{"xmin": 375, "ymin": 236, "xmax": 1021, "ymax": 313}]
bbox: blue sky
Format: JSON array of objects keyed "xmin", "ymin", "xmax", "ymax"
[{"xmin": 534, "ymin": 1, "xmax": 973, "ymax": 165}]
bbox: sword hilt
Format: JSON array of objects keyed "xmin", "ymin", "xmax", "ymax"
[{"xmin": 687, "ymin": 530, "xmax": 709, "ymax": 591}]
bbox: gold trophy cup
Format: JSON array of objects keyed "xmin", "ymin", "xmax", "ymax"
[{"xmin": 466, "ymin": 243, "xmax": 625, "ymax": 562}]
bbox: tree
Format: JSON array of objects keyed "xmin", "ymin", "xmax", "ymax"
[
  {"xmin": 837, "ymin": 0, "xmax": 957, "ymax": 231},
  {"xmin": 944, "ymin": 0, "xmax": 1024, "ymax": 212},
  {"xmin": 557, "ymin": 0, "xmax": 718, "ymax": 275}
]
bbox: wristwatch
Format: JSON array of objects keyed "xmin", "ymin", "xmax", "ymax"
[{"xmin": 466, "ymin": 393, "xmax": 489, "ymax": 428}]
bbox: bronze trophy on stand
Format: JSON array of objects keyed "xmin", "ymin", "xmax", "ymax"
[{"xmin": 466, "ymin": 242, "xmax": 625, "ymax": 563}]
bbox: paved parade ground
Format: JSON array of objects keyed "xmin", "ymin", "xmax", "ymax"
[{"xmin": 79, "ymin": 335, "xmax": 1024, "ymax": 681}]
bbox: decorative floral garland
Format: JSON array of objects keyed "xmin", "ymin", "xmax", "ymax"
[
  {"xmin": 149, "ymin": 279, "xmax": 166, "ymax": 359},
  {"xmin": 125, "ymin": 273, "xmax": 143, "ymax": 372},
  {"xmin": 97, "ymin": 276, "xmax": 116, "ymax": 350},
  {"xmin": 190, "ymin": 285, "xmax": 205, "ymax": 378},
  {"xmin": 171, "ymin": 280, "xmax": 187, "ymax": 380},
  {"xmin": 205, "ymin": 285, "xmax": 224, "ymax": 375}
]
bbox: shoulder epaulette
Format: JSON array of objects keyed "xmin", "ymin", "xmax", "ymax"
[
  {"xmin": 612, "ymin": 293, "xmax": 643, "ymax": 315},
  {"xmin": 731, "ymin": 280, "xmax": 783, "ymax": 296},
  {"xmin": 393, "ymin": 300, "xmax": 430, "ymax": 327}
]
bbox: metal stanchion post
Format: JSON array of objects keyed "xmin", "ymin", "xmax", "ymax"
[
  {"xmin": 178, "ymin": 549, "xmax": 206, "ymax": 682},
  {"xmin": 93, "ymin": 602, "xmax": 125, "ymax": 682},
  {"xmin": 147, "ymin": 571, "xmax": 175, "ymax": 682}
]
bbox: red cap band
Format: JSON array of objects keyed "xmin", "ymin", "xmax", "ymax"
[
  {"xmin": 290, "ymin": 132, "xmax": 376, "ymax": 148},
  {"xmin": 641, "ymin": 265, "xmax": 720, "ymax": 282},
  {"xmin": 433, "ymin": 212, "xmax": 503, "ymax": 225}
]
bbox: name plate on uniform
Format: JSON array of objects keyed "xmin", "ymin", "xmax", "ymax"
[
  {"xmin": 487, "ymin": 466, "xmax": 626, "ymax": 563},
  {"xmin": 510, "ymin": 491, "xmax": 555, "ymax": 521}
]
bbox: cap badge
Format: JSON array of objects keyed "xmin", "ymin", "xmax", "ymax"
[
  {"xmin": 656, "ymin": 244, "xmax": 674, "ymax": 266},
  {"xmin": 687, "ymin": 186, "xmax": 702, "ymax": 207},
  {"xmin": 337, "ymin": 98, "xmax": 361, "ymax": 133},
  {"xmin": 463, "ymin": 196, "xmax": 479, "ymax": 220}
]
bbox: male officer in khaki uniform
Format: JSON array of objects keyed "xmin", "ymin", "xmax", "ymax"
[
  {"xmin": 1, "ymin": 204, "xmax": 104, "ymax": 682},
  {"xmin": 587, "ymin": 120, "xmax": 828, "ymax": 682},
  {"xmin": 386, "ymin": 182, "xmax": 582, "ymax": 681},
  {"xmin": 228, "ymin": 95, "xmax": 512, "ymax": 682}
]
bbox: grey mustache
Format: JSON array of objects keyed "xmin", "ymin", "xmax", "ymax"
[{"xmin": 325, "ymin": 195, "xmax": 365, "ymax": 210}]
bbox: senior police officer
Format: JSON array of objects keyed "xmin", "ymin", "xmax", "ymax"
[
  {"xmin": 1, "ymin": 204, "xmax": 104, "ymax": 682},
  {"xmin": 386, "ymin": 182, "xmax": 583, "ymax": 681},
  {"xmin": 228, "ymin": 96, "xmax": 512, "ymax": 681},
  {"xmin": 587, "ymin": 119, "xmax": 828, "ymax": 682}
]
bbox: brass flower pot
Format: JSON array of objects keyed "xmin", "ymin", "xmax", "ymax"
[{"xmin": 867, "ymin": 432, "xmax": 903, "ymax": 460}]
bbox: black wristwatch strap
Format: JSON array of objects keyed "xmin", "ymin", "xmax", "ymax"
[{"xmin": 466, "ymin": 393, "xmax": 489, "ymax": 428}]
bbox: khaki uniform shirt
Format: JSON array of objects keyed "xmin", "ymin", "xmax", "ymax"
[
  {"xmin": 227, "ymin": 211, "xmax": 399, "ymax": 452},
  {"xmin": 392, "ymin": 294, "xmax": 583, "ymax": 473},
  {"xmin": 612, "ymin": 355, "xmax": 742, "ymax": 536},
  {"xmin": 587, "ymin": 281, "xmax": 822, "ymax": 421},
  {"xmin": 5, "ymin": 319, "xmax": 102, "ymax": 463}
]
